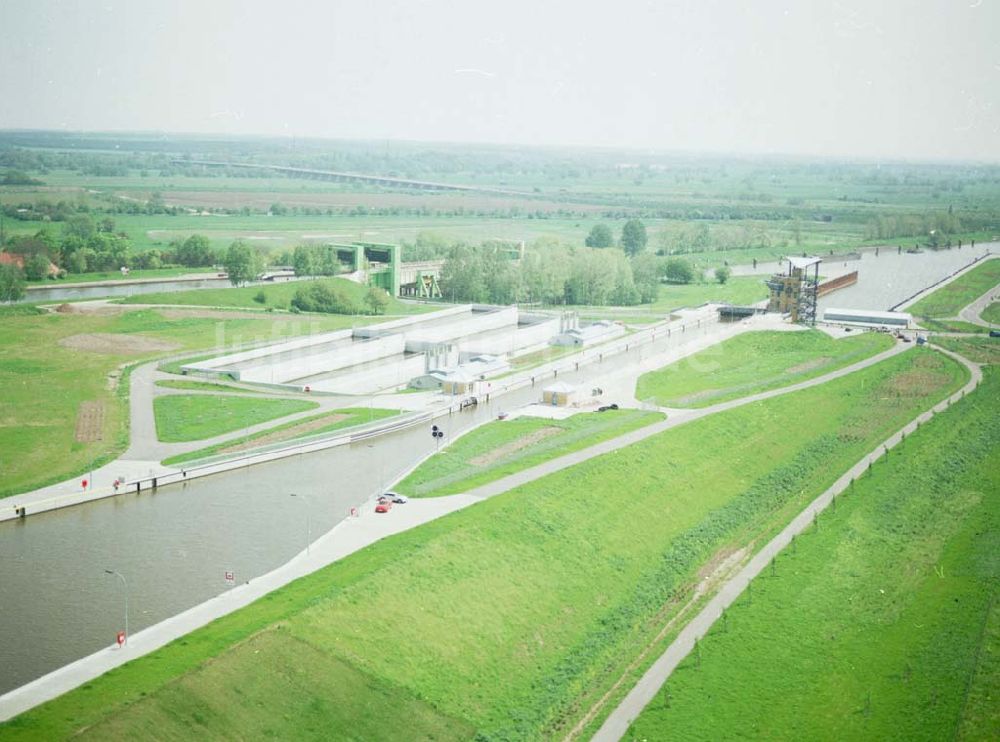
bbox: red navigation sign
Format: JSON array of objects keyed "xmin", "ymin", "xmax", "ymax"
[
  {"xmin": 116, "ymin": 631, "xmax": 126, "ymax": 647},
  {"xmin": 224, "ymin": 570, "xmax": 235, "ymax": 586}
]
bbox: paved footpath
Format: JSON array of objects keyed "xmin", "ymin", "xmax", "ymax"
[
  {"xmin": 958, "ymin": 281, "xmax": 1000, "ymax": 328},
  {"xmin": 591, "ymin": 344, "xmax": 982, "ymax": 741}
]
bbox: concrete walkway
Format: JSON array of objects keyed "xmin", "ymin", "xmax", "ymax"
[
  {"xmin": 957, "ymin": 282, "xmax": 1000, "ymax": 328},
  {"xmin": 590, "ymin": 346, "xmax": 982, "ymax": 741}
]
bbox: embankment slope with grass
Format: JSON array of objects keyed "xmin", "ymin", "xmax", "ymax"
[
  {"xmin": 629, "ymin": 366, "xmax": 1000, "ymax": 742},
  {"xmin": 0, "ymin": 350, "xmax": 967, "ymax": 740},
  {"xmin": 395, "ymin": 409, "xmax": 665, "ymax": 498},
  {"xmin": 152, "ymin": 394, "xmax": 319, "ymax": 443},
  {"xmin": 636, "ymin": 329, "xmax": 894, "ymax": 408}
]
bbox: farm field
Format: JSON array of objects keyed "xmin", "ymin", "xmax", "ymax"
[
  {"xmin": 0, "ymin": 306, "xmax": 391, "ymax": 498},
  {"xmin": 0, "ymin": 349, "xmax": 967, "ymax": 740},
  {"xmin": 152, "ymin": 394, "xmax": 318, "ymax": 443},
  {"xmin": 162, "ymin": 407, "xmax": 400, "ymax": 466},
  {"xmin": 908, "ymin": 257, "xmax": 1000, "ymax": 320},
  {"xmin": 635, "ymin": 329, "xmax": 895, "ymax": 407},
  {"xmin": 628, "ymin": 367, "xmax": 1000, "ymax": 742},
  {"xmin": 394, "ymin": 409, "xmax": 665, "ymax": 498}
]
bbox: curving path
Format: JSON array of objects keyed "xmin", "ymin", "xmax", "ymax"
[
  {"xmin": 590, "ymin": 344, "xmax": 983, "ymax": 741},
  {"xmin": 957, "ymin": 283, "xmax": 1000, "ymax": 328}
]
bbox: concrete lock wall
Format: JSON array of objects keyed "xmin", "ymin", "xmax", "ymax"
[
  {"xmin": 308, "ymin": 353, "xmax": 426, "ymax": 394},
  {"xmin": 184, "ymin": 330, "xmax": 354, "ymax": 373},
  {"xmin": 405, "ymin": 307, "xmax": 519, "ymax": 350},
  {"xmin": 459, "ymin": 316, "xmax": 560, "ymax": 358},
  {"xmin": 240, "ymin": 335, "xmax": 405, "ymax": 383},
  {"xmin": 352, "ymin": 305, "xmax": 470, "ymax": 338}
]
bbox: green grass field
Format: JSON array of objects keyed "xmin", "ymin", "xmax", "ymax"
[
  {"xmin": 908, "ymin": 258, "xmax": 1000, "ymax": 319},
  {"xmin": 161, "ymin": 407, "xmax": 399, "ymax": 465},
  {"xmin": 635, "ymin": 329, "xmax": 895, "ymax": 407},
  {"xmin": 120, "ymin": 276, "xmax": 422, "ymax": 314},
  {"xmin": 0, "ymin": 308, "xmax": 374, "ymax": 498},
  {"xmin": 153, "ymin": 394, "xmax": 318, "ymax": 442},
  {"xmin": 0, "ymin": 350, "xmax": 967, "ymax": 740},
  {"xmin": 982, "ymin": 301, "xmax": 1000, "ymax": 324},
  {"xmin": 628, "ymin": 367, "xmax": 1000, "ymax": 742},
  {"xmin": 934, "ymin": 336, "xmax": 1000, "ymax": 365},
  {"xmin": 395, "ymin": 409, "xmax": 665, "ymax": 497},
  {"xmin": 154, "ymin": 379, "xmax": 258, "ymax": 394}
]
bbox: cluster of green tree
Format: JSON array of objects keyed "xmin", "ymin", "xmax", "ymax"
[
  {"xmin": 0, "ymin": 262, "xmax": 25, "ymax": 301},
  {"xmin": 289, "ymin": 282, "xmax": 390, "ymax": 315},
  {"xmin": 584, "ymin": 219, "xmax": 648, "ymax": 256},
  {"xmin": 439, "ymin": 239, "xmax": 690, "ymax": 307},
  {"xmin": 285, "ymin": 244, "xmax": 352, "ymax": 277},
  {"xmin": 1, "ymin": 198, "xmax": 93, "ymax": 222},
  {"xmin": 1, "ymin": 170, "xmax": 44, "ymax": 186},
  {"xmin": 0, "ymin": 216, "xmax": 207, "ymax": 278},
  {"xmin": 864, "ymin": 210, "xmax": 963, "ymax": 241}
]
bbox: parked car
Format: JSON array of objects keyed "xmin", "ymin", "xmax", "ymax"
[
  {"xmin": 375, "ymin": 500, "xmax": 393, "ymax": 514},
  {"xmin": 916, "ymin": 335, "xmax": 927, "ymax": 345},
  {"xmin": 597, "ymin": 403, "xmax": 620, "ymax": 412},
  {"xmin": 990, "ymin": 329, "xmax": 1000, "ymax": 338},
  {"xmin": 385, "ymin": 492, "xmax": 408, "ymax": 504}
]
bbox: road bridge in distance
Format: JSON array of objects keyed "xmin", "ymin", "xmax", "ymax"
[{"xmin": 173, "ymin": 160, "xmax": 531, "ymax": 196}]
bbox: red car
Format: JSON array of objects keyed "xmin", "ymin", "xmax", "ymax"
[{"xmin": 375, "ymin": 500, "xmax": 392, "ymax": 514}]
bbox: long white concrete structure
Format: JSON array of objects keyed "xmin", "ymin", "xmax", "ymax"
[{"xmin": 180, "ymin": 304, "xmax": 568, "ymax": 395}]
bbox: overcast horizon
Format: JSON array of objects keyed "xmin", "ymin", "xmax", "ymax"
[{"xmin": 1, "ymin": 0, "xmax": 998, "ymax": 164}]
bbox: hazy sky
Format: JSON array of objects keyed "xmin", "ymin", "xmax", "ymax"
[{"xmin": 1, "ymin": 0, "xmax": 998, "ymax": 161}]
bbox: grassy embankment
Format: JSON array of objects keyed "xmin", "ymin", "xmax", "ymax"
[
  {"xmin": 0, "ymin": 349, "xmax": 967, "ymax": 740},
  {"xmin": 161, "ymin": 407, "xmax": 400, "ymax": 466},
  {"xmin": 628, "ymin": 367, "xmax": 1000, "ymax": 742},
  {"xmin": 908, "ymin": 257, "xmax": 1000, "ymax": 334},
  {"xmin": 120, "ymin": 275, "xmax": 424, "ymax": 314},
  {"xmin": 152, "ymin": 394, "xmax": 318, "ymax": 443},
  {"xmin": 636, "ymin": 329, "xmax": 895, "ymax": 407},
  {"xmin": 0, "ymin": 305, "xmax": 402, "ymax": 499},
  {"xmin": 395, "ymin": 409, "xmax": 665, "ymax": 498},
  {"xmin": 154, "ymin": 379, "xmax": 258, "ymax": 394},
  {"xmin": 934, "ymin": 336, "xmax": 1000, "ymax": 365},
  {"xmin": 981, "ymin": 301, "xmax": 1000, "ymax": 324}
]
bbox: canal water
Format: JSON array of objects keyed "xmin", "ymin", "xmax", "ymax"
[
  {"xmin": 725, "ymin": 241, "xmax": 996, "ymax": 313},
  {"xmin": 0, "ymin": 330, "xmax": 683, "ymax": 695},
  {"xmin": 22, "ymin": 275, "xmax": 301, "ymax": 304}
]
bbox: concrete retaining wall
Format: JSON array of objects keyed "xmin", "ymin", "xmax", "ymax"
[
  {"xmin": 241, "ymin": 335, "xmax": 405, "ymax": 383},
  {"xmin": 184, "ymin": 330, "xmax": 353, "ymax": 373}
]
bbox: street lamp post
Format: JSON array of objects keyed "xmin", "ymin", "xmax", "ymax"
[
  {"xmin": 289, "ymin": 493, "xmax": 311, "ymax": 555},
  {"xmin": 103, "ymin": 569, "xmax": 128, "ymax": 647}
]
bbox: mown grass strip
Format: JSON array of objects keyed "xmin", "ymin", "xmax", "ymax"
[
  {"xmin": 628, "ymin": 366, "xmax": 1000, "ymax": 742},
  {"xmin": 153, "ymin": 394, "xmax": 318, "ymax": 443},
  {"xmin": 908, "ymin": 257, "xmax": 1000, "ymax": 319},
  {"xmin": 161, "ymin": 407, "xmax": 399, "ymax": 465},
  {"xmin": 396, "ymin": 409, "xmax": 665, "ymax": 497}
]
